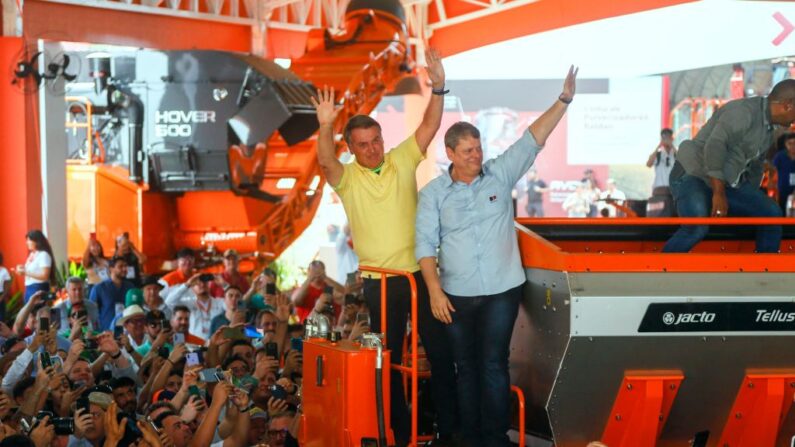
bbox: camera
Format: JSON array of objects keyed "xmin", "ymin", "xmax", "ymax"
[{"xmin": 35, "ymin": 411, "xmax": 75, "ymax": 435}]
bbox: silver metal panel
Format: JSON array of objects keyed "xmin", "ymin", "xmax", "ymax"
[
  {"xmin": 569, "ymin": 272, "xmax": 795, "ymax": 297},
  {"xmin": 510, "ymin": 269, "xmax": 572, "ymax": 438},
  {"xmin": 511, "ymin": 268, "xmax": 795, "ymax": 446}
]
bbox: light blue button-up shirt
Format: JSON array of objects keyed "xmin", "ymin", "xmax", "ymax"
[{"xmin": 415, "ymin": 129, "xmax": 542, "ymax": 297}]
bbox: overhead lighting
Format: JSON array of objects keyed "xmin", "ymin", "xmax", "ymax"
[
  {"xmin": 275, "ymin": 58, "xmax": 292, "ymax": 69},
  {"xmin": 309, "ymin": 175, "xmax": 321, "ymax": 190}
]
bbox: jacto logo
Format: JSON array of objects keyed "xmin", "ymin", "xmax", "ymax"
[{"xmin": 662, "ymin": 311, "xmax": 716, "ymax": 326}]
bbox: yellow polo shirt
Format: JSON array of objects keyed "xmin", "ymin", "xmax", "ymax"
[{"xmin": 333, "ymin": 135, "xmax": 423, "ymax": 276}]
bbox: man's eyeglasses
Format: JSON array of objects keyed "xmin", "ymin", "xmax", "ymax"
[{"xmin": 268, "ymin": 429, "xmax": 288, "ymax": 439}]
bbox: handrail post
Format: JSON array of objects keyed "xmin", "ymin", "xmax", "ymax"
[{"xmin": 361, "ymin": 265, "xmax": 421, "ymax": 447}]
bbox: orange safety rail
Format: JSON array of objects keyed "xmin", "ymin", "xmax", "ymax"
[
  {"xmin": 717, "ymin": 372, "xmax": 795, "ymax": 447},
  {"xmin": 358, "ymin": 265, "xmax": 421, "ymax": 447},
  {"xmin": 669, "ymin": 97, "xmax": 727, "ymax": 143},
  {"xmin": 517, "ymin": 217, "xmax": 795, "ymax": 273},
  {"xmin": 601, "ymin": 372, "xmax": 684, "ymax": 447},
  {"xmin": 511, "ymin": 385, "xmax": 526, "ymax": 447}
]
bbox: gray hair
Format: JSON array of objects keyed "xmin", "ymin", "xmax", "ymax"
[
  {"xmin": 66, "ymin": 276, "xmax": 84, "ymax": 286},
  {"xmin": 444, "ymin": 122, "xmax": 480, "ymax": 150}
]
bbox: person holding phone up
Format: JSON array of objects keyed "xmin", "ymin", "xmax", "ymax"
[{"xmin": 163, "ymin": 272, "xmax": 224, "ymax": 341}]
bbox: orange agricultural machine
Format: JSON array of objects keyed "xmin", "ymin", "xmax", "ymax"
[{"xmin": 64, "ymin": 0, "xmax": 416, "ymax": 272}]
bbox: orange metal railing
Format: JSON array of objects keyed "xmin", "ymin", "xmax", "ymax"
[
  {"xmin": 358, "ymin": 265, "xmax": 421, "ymax": 447},
  {"xmin": 669, "ymin": 97, "xmax": 727, "ymax": 144},
  {"xmin": 511, "ymin": 385, "xmax": 526, "ymax": 447}
]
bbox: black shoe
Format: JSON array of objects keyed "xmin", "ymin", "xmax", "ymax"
[{"xmin": 424, "ymin": 433, "xmax": 456, "ymax": 447}]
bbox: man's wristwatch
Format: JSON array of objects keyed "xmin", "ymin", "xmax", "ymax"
[
  {"xmin": 558, "ymin": 94, "xmax": 573, "ymax": 104},
  {"xmin": 432, "ymin": 85, "xmax": 449, "ymax": 96},
  {"xmin": 239, "ymin": 403, "xmax": 254, "ymax": 413},
  {"xmin": 110, "ymin": 350, "xmax": 123, "ymax": 360}
]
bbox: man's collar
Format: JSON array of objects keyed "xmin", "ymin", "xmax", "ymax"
[{"xmin": 445, "ymin": 164, "xmax": 484, "ymax": 187}]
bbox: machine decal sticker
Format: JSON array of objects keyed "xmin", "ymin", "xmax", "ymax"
[{"xmin": 639, "ymin": 302, "xmax": 795, "ymax": 332}]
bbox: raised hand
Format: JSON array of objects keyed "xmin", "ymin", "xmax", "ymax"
[
  {"xmin": 425, "ymin": 47, "xmax": 445, "ymax": 90},
  {"xmin": 560, "ymin": 65, "xmax": 578, "ymax": 103},
  {"xmin": 267, "ymin": 396, "xmax": 289, "ymax": 415},
  {"xmin": 275, "ymin": 294, "xmax": 291, "ymax": 323},
  {"xmin": 104, "ymin": 402, "xmax": 127, "ymax": 446},
  {"xmin": 310, "ymin": 86, "xmax": 342, "ymax": 127}
]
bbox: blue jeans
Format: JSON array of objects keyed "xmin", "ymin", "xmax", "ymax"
[
  {"xmin": 445, "ymin": 285, "xmax": 521, "ymax": 447},
  {"xmin": 24, "ymin": 282, "xmax": 50, "ymax": 303},
  {"xmin": 663, "ymin": 174, "xmax": 782, "ymax": 253},
  {"xmin": 363, "ymin": 271, "xmax": 458, "ymax": 446}
]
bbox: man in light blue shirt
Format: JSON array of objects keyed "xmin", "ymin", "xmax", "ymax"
[{"xmin": 416, "ymin": 66, "xmax": 577, "ymax": 447}]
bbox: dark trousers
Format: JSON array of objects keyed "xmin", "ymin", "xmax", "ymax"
[
  {"xmin": 364, "ymin": 271, "xmax": 458, "ymax": 446},
  {"xmin": 662, "ymin": 174, "xmax": 782, "ymax": 253},
  {"xmin": 446, "ymin": 285, "xmax": 521, "ymax": 447}
]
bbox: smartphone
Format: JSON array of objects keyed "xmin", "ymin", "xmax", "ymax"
[
  {"xmin": 265, "ymin": 283, "xmax": 276, "ymax": 295},
  {"xmin": 236, "ymin": 300, "xmax": 247, "ymax": 312},
  {"xmin": 290, "ymin": 337, "xmax": 303, "ymax": 353},
  {"xmin": 344, "ymin": 294, "xmax": 356, "ymax": 306},
  {"xmin": 147, "ymin": 417, "xmax": 160, "ymax": 434},
  {"xmin": 199, "ymin": 273, "xmax": 214, "ymax": 282},
  {"xmin": 263, "ymin": 342, "xmax": 277, "ymax": 358},
  {"xmin": 243, "ymin": 325, "xmax": 263, "ymax": 339},
  {"xmin": 222, "ymin": 327, "xmax": 245, "ymax": 341},
  {"xmin": 45, "ymin": 292, "xmax": 57, "ymax": 302},
  {"xmin": 356, "ymin": 312, "xmax": 370, "ymax": 326},
  {"xmin": 188, "ymin": 385, "xmax": 202, "ymax": 400},
  {"xmin": 323, "ymin": 285, "xmax": 333, "ymax": 295},
  {"xmin": 76, "ymin": 397, "xmax": 90, "ymax": 417},
  {"xmin": 113, "ymin": 326, "xmax": 124, "ymax": 339},
  {"xmin": 39, "ymin": 317, "xmax": 49, "ymax": 332},
  {"xmin": 161, "ymin": 320, "xmax": 171, "ymax": 331},
  {"xmin": 692, "ymin": 430, "xmax": 709, "ymax": 447},
  {"xmin": 268, "ymin": 384, "xmax": 287, "ymax": 400},
  {"xmin": 89, "ymin": 232, "xmax": 97, "ymax": 241},
  {"xmin": 173, "ymin": 333, "xmax": 185, "ymax": 345},
  {"xmin": 75, "ymin": 309, "xmax": 88, "ymax": 321},
  {"xmin": 40, "ymin": 351, "xmax": 52, "ymax": 369},
  {"xmin": 198, "ymin": 368, "xmax": 221, "ymax": 383},
  {"xmin": 346, "ymin": 272, "xmax": 357, "ymax": 286},
  {"xmin": 185, "ymin": 352, "xmax": 202, "ymax": 367},
  {"xmin": 50, "ymin": 308, "xmax": 61, "ymax": 326},
  {"xmin": 157, "ymin": 346, "xmax": 169, "ymax": 359}
]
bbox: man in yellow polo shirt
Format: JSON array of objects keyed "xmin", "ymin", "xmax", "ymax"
[{"xmin": 311, "ymin": 48, "xmax": 457, "ymax": 447}]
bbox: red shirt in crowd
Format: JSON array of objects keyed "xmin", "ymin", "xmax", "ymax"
[
  {"xmin": 209, "ymin": 272, "xmax": 250, "ymax": 298},
  {"xmin": 295, "ymin": 283, "xmax": 340, "ymax": 323}
]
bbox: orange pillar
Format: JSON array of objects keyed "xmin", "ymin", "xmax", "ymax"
[{"xmin": 0, "ymin": 37, "xmax": 42, "ymax": 277}]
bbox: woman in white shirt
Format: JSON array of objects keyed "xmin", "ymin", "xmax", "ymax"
[
  {"xmin": 82, "ymin": 236, "xmax": 110, "ymax": 288},
  {"xmin": 17, "ymin": 230, "xmax": 55, "ymax": 303}
]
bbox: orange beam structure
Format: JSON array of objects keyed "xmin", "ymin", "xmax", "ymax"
[
  {"xmin": 601, "ymin": 372, "xmax": 684, "ymax": 447},
  {"xmin": 717, "ymin": 373, "xmax": 795, "ymax": 447},
  {"xmin": 428, "ymin": 0, "xmax": 694, "ymax": 57}
]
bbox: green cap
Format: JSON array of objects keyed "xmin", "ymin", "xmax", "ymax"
[{"xmin": 125, "ymin": 288, "xmax": 144, "ymax": 307}]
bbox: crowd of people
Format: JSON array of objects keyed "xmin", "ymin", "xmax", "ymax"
[{"xmin": 0, "ymin": 228, "xmax": 375, "ymax": 447}]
